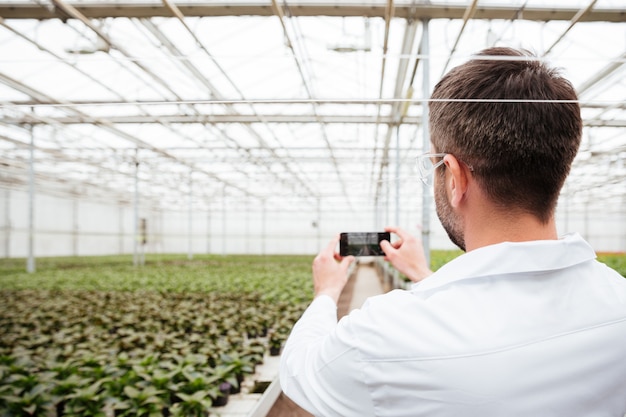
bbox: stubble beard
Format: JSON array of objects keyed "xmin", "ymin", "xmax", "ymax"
[{"xmin": 434, "ymin": 177, "xmax": 467, "ymax": 252}]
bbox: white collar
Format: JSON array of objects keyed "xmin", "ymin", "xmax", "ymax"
[{"xmin": 411, "ymin": 233, "xmax": 596, "ymax": 293}]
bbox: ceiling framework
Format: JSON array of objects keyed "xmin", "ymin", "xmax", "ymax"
[
  {"xmin": 0, "ymin": 1, "xmax": 625, "ymax": 217},
  {"xmin": 1, "ymin": 2, "xmax": 624, "ymax": 21}
]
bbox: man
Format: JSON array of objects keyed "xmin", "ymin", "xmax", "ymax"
[{"xmin": 279, "ymin": 47, "xmax": 626, "ymax": 416}]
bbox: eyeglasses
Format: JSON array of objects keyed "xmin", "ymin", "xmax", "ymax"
[
  {"xmin": 416, "ymin": 152, "xmax": 474, "ymax": 186},
  {"xmin": 416, "ymin": 153, "xmax": 447, "ymax": 186}
]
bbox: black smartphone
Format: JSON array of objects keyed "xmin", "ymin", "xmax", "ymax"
[{"xmin": 339, "ymin": 232, "xmax": 390, "ymax": 257}]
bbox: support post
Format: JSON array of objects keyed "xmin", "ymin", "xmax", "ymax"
[
  {"xmin": 262, "ymin": 198, "xmax": 266, "ymax": 255},
  {"xmin": 206, "ymin": 208, "xmax": 211, "ymax": 254},
  {"xmin": 420, "ymin": 19, "xmax": 432, "ymax": 264},
  {"xmin": 395, "ymin": 126, "xmax": 401, "ymax": 226},
  {"xmin": 245, "ymin": 197, "xmax": 249, "ymax": 254},
  {"xmin": 27, "ymin": 124, "xmax": 35, "ymax": 273},
  {"xmin": 375, "ymin": 196, "xmax": 382, "ymax": 230},
  {"xmin": 188, "ymin": 174, "xmax": 193, "ymax": 260},
  {"xmin": 118, "ymin": 204, "xmax": 124, "ymax": 254},
  {"xmin": 222, "ymin": 186, "xmax": 226, "ymax": 256},
  {"xmin": 316, "ymin": 198, "xmax": 321, "ymax": 250},
  {"xmin": 72, "ymin": 196, "xmax": 78, "ymax": 256},
  {"xmin": 3, "ymin": 188, "xmax": 10, "ymax": 258},
  {"xmin": 385, "ymin": 166, "xmax": 390, "ymax": 226},
  {"xmin": 133, "ymin": 156, "xmax": 140, "ymax": 266},
  {"xmin": 622, "ymin": 195, "xmax": 626, "ymax": 252}
]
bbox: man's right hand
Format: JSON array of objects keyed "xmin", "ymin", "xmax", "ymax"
[{"xmin": 380, "ymin": 226, "xmax": 433, "ymax": 283}]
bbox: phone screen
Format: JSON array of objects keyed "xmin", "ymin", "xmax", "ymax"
[{"xmin": 339, "ymin": 232, "xmax": 390, "ymax": 257}]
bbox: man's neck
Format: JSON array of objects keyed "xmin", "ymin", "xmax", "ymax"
[{"xmin": 464, "ymin": 206, "xmax": 559, "ymax": 252}]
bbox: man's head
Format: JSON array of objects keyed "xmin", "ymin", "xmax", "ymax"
[{"xmin": 429, "ymin": 47, "xmax": 582, "ymax": 248}]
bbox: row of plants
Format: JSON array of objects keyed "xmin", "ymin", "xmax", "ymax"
[
  {"xmin": 0, "ymin": 251, "xmax": 623, "ymax": 416},
  {"xmin": 0, "ymin": 255, "xmax": 314, "ymax": 416},
  {"xmin": 1, "ymin": 350, "xmax": 255, "ymax": 416},
  {"xmin": 429, "ymin": 250, "xmax": 625, "ymax": 278},
  {"xmin": 0, "ymin": 254, "xmax": 316, "ymax": 302}
]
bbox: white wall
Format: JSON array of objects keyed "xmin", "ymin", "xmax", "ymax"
[
  {"xmin": 556, "ymin": 200, "xmax": 626, "ymax": 254},
  {"xmin": 1, "ymin": 189, "xmax": 137, "ymax": 257},
  {"xmin": 1, "ymin": 186, "xmax": 624, "ymax": 259}
]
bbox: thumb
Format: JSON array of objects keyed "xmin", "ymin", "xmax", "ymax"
[
  {"xmin": 380, "ymin": 240, "xmax": 392, "ymax": 253},
  {"xmin": 380, "ymin": 240, "xmax": 395, "ymax": 262}
]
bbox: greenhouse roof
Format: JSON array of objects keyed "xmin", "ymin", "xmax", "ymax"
[{"xmin": 0, "ymin": 1, "xmax": 625, "ymax": 215}]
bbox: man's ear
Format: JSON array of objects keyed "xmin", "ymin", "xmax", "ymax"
[{"xmin": 443, "ymin": 154, "xmax": 469, "ymax": 208}]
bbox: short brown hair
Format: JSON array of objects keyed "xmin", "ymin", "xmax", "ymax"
[{"xmin": 429, "ymin": 47, "xmax": 582, "ymax": 222}]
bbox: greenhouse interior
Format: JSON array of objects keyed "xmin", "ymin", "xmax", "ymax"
[
  {"xmin": 1, "ymin": 0, "xmax": 625, "ymax": 262},
  {"xmin": 0, "ymin": 1, "xmax": 625, "ymax": 416}
]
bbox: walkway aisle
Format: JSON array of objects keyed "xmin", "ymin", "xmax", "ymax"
[
  {"xmin": 216, "ymin": 263, "xmax": 387, "ymax": 417},
  {"xmin": 347, "ymin": 262, "xmax": 385, "ymax": 315},
  {"xmin": 267, "ymin": 261, "xmax": 386, "ymax": 417}
]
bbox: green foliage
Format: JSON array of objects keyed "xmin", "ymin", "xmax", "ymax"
[
  {"xmin": 5, "ymin": 250, "xmax": 618, "ymax": 415},
  {"xmin": 597, "ymin": 253, "xmax": 626, "ymax": 278},
  {"xmin": 0, "ymin": 254, "xmax": 314, "ymax": 416},
  {"xmin": 432, "ymin": 251, "xmax": 626, "ymax": 278},
  {"xmin": 0, "ymin": 254, "xmax": 315, "ymax": 302},
  {"xmin": 429, "ymin": 249, "xmax": 464, "ymax": 271},
  {"xmin": 171, "ymin": 391, "xmax": 213, "ymax": 417}
]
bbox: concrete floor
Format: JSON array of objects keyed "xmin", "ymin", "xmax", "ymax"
[{"xmin": 347, "ymin": 262, "xmax": 385, "ymax": 313}]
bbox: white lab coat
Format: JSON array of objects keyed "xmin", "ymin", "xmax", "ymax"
[{"xmin": 280, "ymin": 234, "xmax": 626, "ymax": 416}]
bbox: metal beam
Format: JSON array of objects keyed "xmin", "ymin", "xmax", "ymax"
[
  {"xmin": 542, "ymin": 0, "xmax": 598, "ymax": 56},
  {"xmin": 271, "ymin": 0, "xmax": 351, "ymax": 207},
  {"xmin": 0, "ymin": 114, "xmax": 416, "ymax": 125},
  {"xmin": 0, "ymin": 71, "xmax": 255, "ymax": 197},
  {"xmin": 8, "ymin": 98, "xmax": 624, "ymax": 108},
  {"xmin": 138, "ymin": 15, "xmax": 319, "ymax": 200},
  {"xmin": 440, "ymin": 0, "xmax": 478, "ymax": 76},
  {"xmin": 577, "ymin": 51, "xmax": 626, "ymax": 96},
  {"xmin": 26, "ymin": 0, "xmax": 319, "ymax": 201},
  {"xmin": 4, "ymin": 114, "xmax": 626, "ymax": 127},
  {"xmin": 374, "ymin": 19, "xmax": 419, "ymax": 205},
  {"xmin": 1, "ymin": 3, "xmax": 624, "ymax": 22}
]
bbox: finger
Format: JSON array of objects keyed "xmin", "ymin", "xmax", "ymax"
[
  {"xmin": 340, "ymin": 255, "xmax": 355, "ymax": 271},
  {"xmin": 388, "ymin": 227, "xmax": 412, "ymax": 241},
  {"xmin": 385, "ymin": 226, "xmax": 413, "ymax": 243},
  {"xmin": 323, "ymin": 234, "xmax": 340, "ymax": 255},
  {"xmin": 380, "ymin": 241, "xmax": 397, "ymax": 259},
  {"xmin": 381, "ymin": 237, "xmax": 402, "ymax": 250},
  {"xmin": 384, "ymin": 226, "xmax": 399, "ymax": 234}
]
